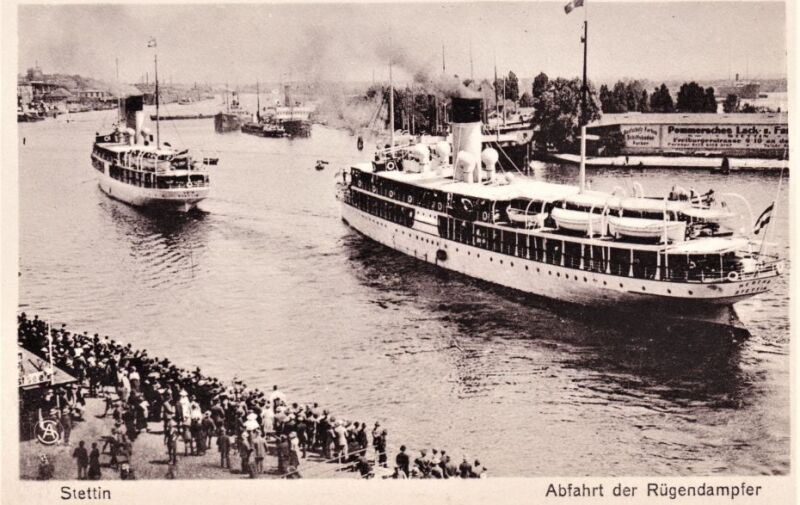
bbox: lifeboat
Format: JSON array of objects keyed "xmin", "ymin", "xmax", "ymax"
[
  {"xmin": 549, "ymin": 192, "xmax": 615, "ymax": 236},
  {"xmin": 608, "ymin": 216, "xmax": 686, "ymax": 242},
  {"xmin": 680, "ymin": 206, "xmax": 737, "ymax": 226},
  {"xmin": 551, "ymin": 207, "xmax": 605, "ymax": 235},
  {"xmin": 507, "ymin": 207, "xmax": 546, "ymax": 228}
]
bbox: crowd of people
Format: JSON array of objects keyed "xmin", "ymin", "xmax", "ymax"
[{"xmin": 19, "ymin": 313, "xmax": 487, "ymax": 480}]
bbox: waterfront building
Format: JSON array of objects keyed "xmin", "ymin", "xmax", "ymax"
[{"xmin": 587, "ymin": 112, "xmax": 788, "ymax": 158}]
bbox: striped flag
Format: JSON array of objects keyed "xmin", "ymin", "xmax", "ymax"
[
  {"xmin": 564, "ymin": 0, "xmax": 584, "ymax": 14},
  {"xmin": 753, "ymin": 202, "xmax": 774, "ymax": 235}
]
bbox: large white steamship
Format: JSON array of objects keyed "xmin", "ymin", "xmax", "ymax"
[
  {"xmin": 91, "ymin": 96, "xmax": 213, "ymax": 212},
  {"xmin": 337, "ymin": 98, "xmax": 783, "ymax": 334}
]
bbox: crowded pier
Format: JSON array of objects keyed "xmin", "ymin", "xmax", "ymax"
[{"xmin": 17, "ymin": 313, "xmax": 488, "ymax": 480}]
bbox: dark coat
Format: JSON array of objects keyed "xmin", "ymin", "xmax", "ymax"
[{"xmin": 395, "ymin": 451, "xmax": 410, "ymax": 476}]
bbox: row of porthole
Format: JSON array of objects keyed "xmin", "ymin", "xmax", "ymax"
[
  {"xmin": 741, "ymin": 279, "xmax": 771, "ymax": 287},
  {"xmin": 737, "ymin": 287, "xmax": 765, "ymax": 295},
  {"xmin": 377, "ymin": 213, "xmax": 701, "ymax": 298},
  {"xmin": 450, "ymin": 242, "xmax": 704, "ymax": 296}
]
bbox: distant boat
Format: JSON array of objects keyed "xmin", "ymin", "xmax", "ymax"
[
  {"xmin": 215, "ymin": 89, "xmax": 252, "ymax": 133},
  {"xmin": 17, "ymin": 110, "xmax": 44, "ymax": 122},
  {"xmin": 150, "ymin": 113, "xmax": 215, "ymax": 121},
  {"xmin": 242, "ymin": 82, "xmax": 313, "ymax": 138}
]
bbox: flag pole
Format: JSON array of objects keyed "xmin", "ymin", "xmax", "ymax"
[
  {"xmin": 757, "ymin": 163, "xmax": 785, "ymax": 257},
  {"xmin": 47, "ymin": 324, "xmax": 54, "ymax": 385}
]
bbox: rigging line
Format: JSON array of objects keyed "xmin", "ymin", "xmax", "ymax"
[{"xmin": 494, "ymin": 142, "xmax": 525, "ymax": 176}]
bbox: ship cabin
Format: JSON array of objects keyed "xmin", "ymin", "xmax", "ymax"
[
  {"xmin": 345, "ymin": 164, "xmax": 780, "ymax": 285},
  {"xmin": 92, "ymin": 133, "xmax": 210, "ymax": 190}
]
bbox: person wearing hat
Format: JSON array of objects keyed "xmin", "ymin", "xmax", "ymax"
[
  {"xmin": 276, "ymin": 434, "xmax": 291, "ymax": 475},
  {"xmin": 356, "ymin": 423, "xmax": 368, "ymax": 457},
  {"xmin": 459, "ymin": 456, "xmax": 473, "ymax": 479},
  {"xmin": 88, "ymin": 443, "xmax": 102, "ymax": 480},
  {"xmin": 37, "ymin": 454, "xmax": 54, "ymax": 481},
  {"xmin": 288, "ymin": 431, "xmax": 301, "ymax": 469},
  {"xmin": 269, "ymin": 385, "xmax": 285, "ymax": 412},
  {"xmin": 333, "ymin": 420, "xmax": 348, "ymax": 464},
  {"xmin": 374, "ymin": 429, "xmax": 388, "ymax": 468},
  {"xmin": 471, "ymin": 459, "xmax": 486, "ymax": 478},
  {"xmin": 318, "ymin": 413, "xmax": 332, "ymax": 459},
  {"xmin": 202, "ymin": 410, "xmax": 216, "ymax": 451},
  {"xmin": 251, "ymin": 430, "xmax": 268, "ymax": 475},
  {"xmin": 217, "ymin": 429, "xmax": 232, "ymax": 470},
  {"xmin": 162, "ymin": 394, "xmax": 176, "ymax": 444},
  {"xmin": 414, "ymin": 449, "xmax": 431, "ymax": 477},
  {"xmin": 72, "ymin": 440, "xmax": 89, "ymax": 479},
  {"xmin": 160, "ymin": 420, "xmax": 176, "ymax": 465},
  {"xmin": 296, "ymin": 416, "xmax": 308, "ymax": 458}
]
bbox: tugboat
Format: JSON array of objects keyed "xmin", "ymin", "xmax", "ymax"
[
  {"xmin": 336, "ymin": 97, "xmax": 783, "ymax": 336},
  {"xmin": 242, "ymin": 83, "xmax": 313, "ymax": 138},
  {"xmin": 91, "ymin": 43, "xmax": 214, "ymax": 212}
]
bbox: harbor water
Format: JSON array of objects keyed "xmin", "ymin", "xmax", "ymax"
[{"xmin": 18, "ymin": 103, "xmax": 790, "ymax": 476}]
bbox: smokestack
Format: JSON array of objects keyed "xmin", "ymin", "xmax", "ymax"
[
  {"xmin": 451, "ymin": 97, "xmax": 483, "ymax": 183},
  {"xmin": 284, "ymin": 85, "xmax": 291, "ymax": 107},
  {"xmin": 122, "ymin": 95, "xmax": 144, "ymax": 144}
]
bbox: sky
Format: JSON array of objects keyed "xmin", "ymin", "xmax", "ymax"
[{"xmin": 17, "ymin": 1, "xmax": 788, "ymax": 86}]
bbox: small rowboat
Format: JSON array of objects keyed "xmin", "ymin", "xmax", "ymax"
[{"xmin": 551, "ymin": 208, "xmax": 605, "ymax": 236}]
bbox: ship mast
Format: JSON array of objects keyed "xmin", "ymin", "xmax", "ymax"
[
  {"xmin": 153, "ymin": 42, "xmax": 160, "ymax": 149},
  {"xmin": 581, "ymin": 8, "xmax": 588, "ymax": 126},
  {"xmin": 389, "ymin": 58, "xmax": 395, "ymax": 153},
  {"xmin": 115, "ymin": 57, "xmax": 121, "ymax": 125},
  {"xmin": 494, "ymin": 51, "xmax": 500, "ymax": 141},
  {"xmin": 256, "ymin": 80, "xmax": 261, "ymax": 122}
]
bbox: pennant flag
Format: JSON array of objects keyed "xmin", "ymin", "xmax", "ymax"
[
  {"xmin": 753, "ymin": 202, "xmax": 774, "ymax": 235},
  {"xmin": 147, "ymin": 37, "xmax": 157, "ymax": 48},
  {"xmin": 564, "ymin": 0, "xmax": 584, "ymax": 14}
]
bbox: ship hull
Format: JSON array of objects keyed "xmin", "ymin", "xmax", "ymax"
[
  {"xmin": 96, "ymin": 171, "xmax": 208, "ymax": 212},
  {"xmin": 214, "ymin": 112, "xmax": 242, "ymax": 133},
  {"xmin": 340, "ymin": 201, "xmax": 770, "ymax": 336}
]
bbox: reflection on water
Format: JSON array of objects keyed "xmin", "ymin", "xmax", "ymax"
[
  {"xmin": 342, "ymin": 231, "xmax": 753, "ymax": 409},
  {"xmin": 18, "ymin": 109, "xmax": 789, "ymax": 476}
]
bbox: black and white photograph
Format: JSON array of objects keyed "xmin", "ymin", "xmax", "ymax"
[{"xmin": 1, "ymin": 0, "xmax": 794, "ymax": 503}]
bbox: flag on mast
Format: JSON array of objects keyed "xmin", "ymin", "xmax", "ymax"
[
  {"xmin": 147, "ymin": 37, "xmax": 157, "ymax": 48},
  {"xmin": 564, "ymin": 0, "xmax": 584, "ymax": 14},
  {"xmin": 753, "ymin": 202, "xmax": 774, "ymax": 235}
]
